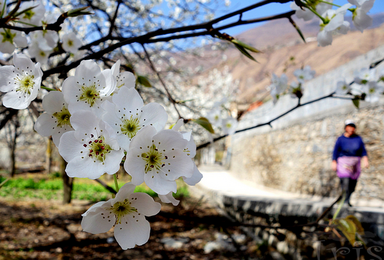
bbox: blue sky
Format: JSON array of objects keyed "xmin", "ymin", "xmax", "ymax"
[{"xmin": 220, "ymin": 0, "xmax": 384, "ymax": 36}]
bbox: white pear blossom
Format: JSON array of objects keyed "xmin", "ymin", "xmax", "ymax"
[
  {"xmin": 81, "ymin": 183, "xmax": 161, "ymax": 250},
  {"xmin": 378, "ymin": 69, "xmax": 384, "ymax": 83},
  {"xmin": 59, "ymin": 111, "xmax": 124, "ymax": 179},
  {"xmin": 102, "ymin": 86, "xmax": 168, "ymax": 151},
  {"xmin": 34, "ymin": 91, "xmax": 73, "ymax": 147},
  {"xmin": 317, "ymin": 4, "xmax": 352, "ymax": 47},
  {"xmin": 62, "ymin": 32, "xmax": 82, "ymax": 53},
  {"xmin": 290, "ymin": 1, "xmax": 332, "ymax": 21},
  {"xmin": 124, "ymin": 126, "xmax": 195, "ymax": 195},
  {"xmin": 0, "ymin": 53, "xmax": 42, "ymax": 109},
  {"xmin": 28, "ymin": 41, "xmax": 53, "ymax": 64},
  {"xmin": 222, "ymin": 117, "xmax": 238, "ymax": 136},
  {"xmin": 294, "ymin": 65, "xmax": 316, "ymax": 83},
  {"xmin": 206, "ymin": 107, "xmax": 222, "ymax": 128},
  {"xmin": 348, "ymin": 0, "xmax": 375, "ymax": 32},
  {"xmin": 18, "ymin": 0, "xmax": 46, "ymax": 26},
  {"xmin": 335, "ymin": 80, "xmax": 351, "ymax": 95},
  {"xmin": 0, "ymin": 29, "xmax": 28, "ymax": 54},
  {"xmin": 29, "ymin": 14, "xmax": 59, "ymax": 53},
  {"xmin": 159, "ymin": 192, "xmax": 180, "ymax": 206},
  {"xmin": 354, "ymin": 68, "xmax": 375, "ymax": 84},
  {"xmin": 364, "ymin": 81, "xmax": 382, "ymax": 102},
  {"xmin": 212, "ymin": 97, "xmax": 228, "ymax": 108},
  {"xmin": 30, "ymin": 30, "xmax": 57, "ymax": 51},
  {"xmin": 62, "ymin": 60, "xmax": 116, "ymax": 116},
  {"xmin": 172, "ymin": 119, "xmax": 203, "ymax": 186},
  {"xmin": 111, "ymin": 60, "xmax": 136, "ymax": 94},
  {"xmin": 269, "ymin": 73, "xmax": 288, "ymax": 104}
]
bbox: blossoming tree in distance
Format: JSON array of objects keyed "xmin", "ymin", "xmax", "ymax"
[{"xmin": 0, "ymin": 0, "xmax": 381, "ymax": 251}]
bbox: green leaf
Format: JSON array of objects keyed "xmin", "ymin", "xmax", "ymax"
[
  {"xmin": 288, "ymin": 17, "xmax": 306, "ymax": 43},
  {"xmin": 333, "ymin": 192, "xmax": 346, "ymax": 220},
  {"xmin": 231, "ymin": 39, "xmax": 260, "ymax": 53},
  {"xmin": 334, "ymin": 218, "xmax": 357, "ymax": 246},
  {"xmin": 137, "ymin": 75, "xmax": 152, "ymax": 88},
  {"xmin": 67, "ymin": 7, "xmax": 93, "ymax": 17},
  {"xmin": 233, "ymin": 43, "xmax": 257, "ymax": 62},
  {"xmin": 0, "ymin": 178, "xmax": 9, "ymax": 189},
  {"xmin": 0, "ymin": 1, "xmax": 6, "ymax": 18},
  {"xmin": 14, "ymin": 6, "xmax": 37, "ymax": 18},
  {"xmin": 352, "ymin": 99, "xmax": 359, "ymax": 109},
  {"xmin": 177, "ymin": 98, "xmax": 195, "ymax": 104},
  {"xmin": 192, "ymin": 117, "xmax": 215, "ymax": 134},
  {"xmin": 346, "ymin": 215, "xmax": 364, "ymax": 236}
]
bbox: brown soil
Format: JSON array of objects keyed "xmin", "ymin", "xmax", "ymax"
[{"xmin": 0, "ymin": 196, "xmax": 262, "ymax": 260}]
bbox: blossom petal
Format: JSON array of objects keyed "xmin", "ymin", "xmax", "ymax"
[
  {"xmin": 2, "ymin": 91, "xmax": 30, "ymax": 109},
  {"xmin": 0, "ymin": 41, "xmax": 15, "ymax": 54},
  {"xmin": 155, "ymin": 129, "xmax": 188, "ymax": 151},
  {"xmin": 119, "ymin": 71, "xmax": 135, "ymax": 89},
  {"xmin": 128, "ymin": 125, "xmax": 157, "ymax": 150},
  {"xmin": 113, "ymin": 183, "xmax": 136, "ymax": 202},
  {"xmin": 183, "ymin": 164, "xmax": 203, "ymax": 186},
  {"xmin": 14, "ymin": 33, "xmax": 28, "ymax": 48},
  {"xmin": 34, "ymin": 113, "xmax": 56, "ymax": 137},
  {"xmin": 317, "ymin": 30, "xmax": 332, "ymax": 47},
  {"xmin": 114, "ymin": 213, "xmax": 150, "ymax": 250},
  {"xmin": 65, "ymin": 156, "xmax": 105, "ymax": 179},
  {"xmin": 159, "ymin": 150, "xmax": 195, "ymax": 180},
  {"xmin": 139, "ymin": 103, "xmax": 168, "ymax": 131},
  {"xmin": 129, "ymin": 192, "xmax": 161, "ymax": 216},
  {"xmin": 124, "ymin": 147, "xmax": 146, "ymax": 185},
  {"xmin": 42, "ymin": 91, "xmax": 66, "ymax": 114},
  {"xmin": 59, "ymin": 131, "xmax": 82, "ymax": 162},
  {"xmin": 144, "ymin": 174, "xmax": 178, "ymax": 195},
  {"xmin": 111, "ymin": 60, "xmax": 120, "ymax": 77},
  {"xmin": 103, "ymin": 149, "xmax": 124, "ymax": 175},
  {"xmin": 0, "ymin": 66, "xmax": 16, "ymax": 92},
  {"xmin": 159, "ymin": 192, "xmax": 179, "ymax": 206},
  {"xmin": 172, "ymin": 119, "xmax": 184, "ymax": 132},
  {"xmin": 75, "ymin": 60, "xmax": 101, "ymax": 78},
  {"xmin": 13, "ymin": 53, "xmax": 35, "ymax": 73},
  {"xmin": 112, "ymin": 87, "xmax": 143, "ymax": 111},
  {"xmin": 81, "ymin": 201, "xmax": 115, "ymax": 234}
]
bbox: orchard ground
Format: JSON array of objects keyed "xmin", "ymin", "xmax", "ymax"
[{"xmin": 0, "ymin": 171, "xmax": 266, "ymax": 260}]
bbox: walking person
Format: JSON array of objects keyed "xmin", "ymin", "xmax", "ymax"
[{"xmin": 332, "ymin": 119, "xmax": 369, "ymax": 207}]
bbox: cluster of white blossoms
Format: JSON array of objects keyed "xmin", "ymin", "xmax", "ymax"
[
  {"xmin": 268, "ymin": 66, "xmax": 316, "ymax": 103},
  {"xmin": 335, "ymin": 68, "xmax": 384, "ymax": 102},
  {"xmin": 0, "ymin": 0, "xmax": 82, "ymax": 63},
  {"xmin": 206, "ymin": 98, "xmax": 238, "ymax": 136},
  {"xmin": 0, "ymin": 53, "xmax": 202, "ymax": 250},
  {"xmin": 291, "ymin": 0, "xmax": 376, "ymax": 47}
]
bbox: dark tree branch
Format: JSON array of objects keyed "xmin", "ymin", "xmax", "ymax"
[
  {"xmin": 195, "ymin": 53, "xmax": 384, "ymax": 149},
  {"xmin": 94, "ymin": 179, "xmax": 117, "ymax": 194},
  {"xmin": 42, "ymin": 7, "xmax": 297, "ymax": 80},
  {"xmin": 1, "ymin": 10, "xmax": 70, "ymax": 32},
  {"xmin": 196, "ymin": 92, "xmax": 351, "ymax": 150},
  {"xmin": 0, "ymin": 108, "xmax": 18, "ymax": 131}
]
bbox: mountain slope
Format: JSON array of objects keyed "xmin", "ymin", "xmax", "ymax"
[{"xmin": 222, "ymin": 14, "xmax": 384, "ymax": 103}]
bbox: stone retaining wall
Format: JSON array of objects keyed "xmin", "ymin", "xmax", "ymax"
[{"xmin": 231, "ymin": 45, "xmax": 384, "ymax": 201}]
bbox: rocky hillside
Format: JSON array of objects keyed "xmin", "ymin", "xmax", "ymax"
[{"xmin": 221, "ymin": 13, "xmax": 384, "ymax": 104}]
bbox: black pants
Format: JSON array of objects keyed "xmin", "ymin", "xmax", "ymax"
[{"xmin": 339, "ymin": 177, "xmax": 357, "ymax": 204}]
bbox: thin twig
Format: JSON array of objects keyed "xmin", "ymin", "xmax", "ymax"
[
  {"xmin": 94, "ymin": 179, "xmax": 117, "ymax": 194},
  {"xmin": 196, "ymin": 91, "xmax": 354, "ymax": 150},
  {"xmin": 141, "ymin": 44, "xmax": 182, "ymax": 118}
]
